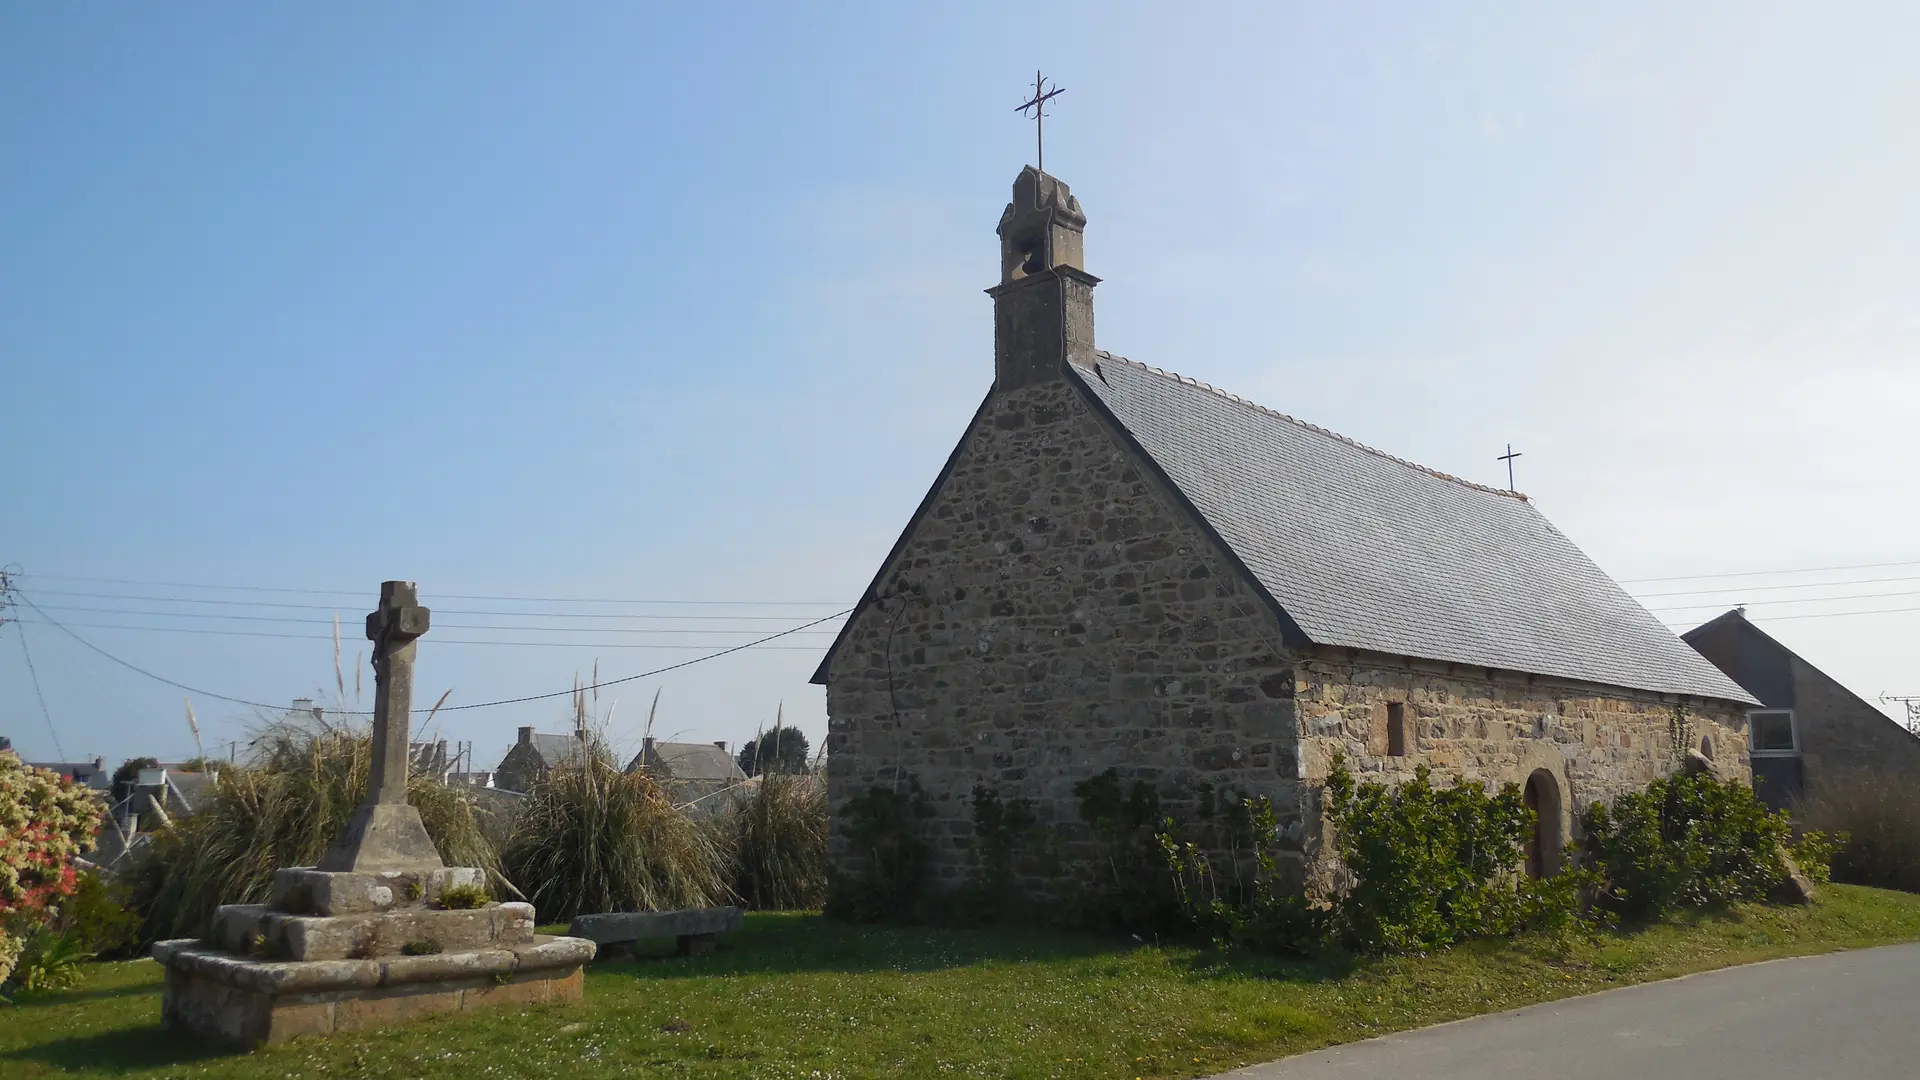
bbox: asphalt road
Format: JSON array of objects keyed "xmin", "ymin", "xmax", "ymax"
[{"xmin": 1218, "ymin": 943, "xmax": 1920, "ymax": 1079}]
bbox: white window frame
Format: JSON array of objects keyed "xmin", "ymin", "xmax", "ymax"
[{"xmin": 1747, "ymin": 709, "xmax": 1799, "ymax": 756}]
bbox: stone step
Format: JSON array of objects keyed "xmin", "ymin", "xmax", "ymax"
[
  {"xmin": 153, "ymin": 933, "xmax": 596, "ymax": 1046},
  {"xmin": 567, "ymin": 906, "xmax": 744, "ymax": 955},
  {"xmin": 271, "ymin": 865, "xmax": 487, "ymax": 916},
  {"xmin": 211, "ymin": 901, "xmax": 535, "ymax": 962}
]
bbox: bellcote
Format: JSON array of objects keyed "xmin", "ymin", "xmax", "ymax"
[
  {"xmin": 988, "ymin": 168, "xmax": 1098, "ymax": 391},
  {"xmin": 996, "ymin": 166, "xmax": 1088, "ymax": 283}
]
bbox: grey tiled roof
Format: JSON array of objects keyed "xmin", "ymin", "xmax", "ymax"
[
  {"xmin": 1075, "ymin": 354, "xmax": 1757, "ymax": 705},
  {"xmin": 626, "ymin": 742, "xmax": 747, "ymax": 782},
  {"xmin": 528, "ymin": 733, "xmax": 589, "ymax": 768}
]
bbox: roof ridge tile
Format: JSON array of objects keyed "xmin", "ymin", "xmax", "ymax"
[{"xmin": 1090, "ymin": 350, "xmax": 1529, "ymax": 501}]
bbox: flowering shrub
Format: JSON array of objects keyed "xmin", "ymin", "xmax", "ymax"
[{"xmin": 0, "ymin": 751, "xmax": 104, "ymax": 987}]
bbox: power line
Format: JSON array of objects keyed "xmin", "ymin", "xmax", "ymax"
[
  {"xmin": 23, "ymin": 588, "xmax": 848, "ymax": 615},
  {"xmin": 1663, "ymin": 604, "xmax": 1920, "ymax": 627},
  {"xmin": 16, "ymin": 617, "xmax": 829, "ymax": 649},
  {"xmin": 1644, "ymin": 588, "xmax": 1920, "ymax": 613},
  {"xmin": 1632, "ymin": 573, "xmax": 1920, "ymax": 599},
  {"xmin": 1619, "ymin": 559, "xmax": 1920, "ymax": 585},
  {"xmin": 10, "ymin": 574, "xmax": 843, "ymax": 606},
  {"xmin": 9, "ymin": 589, "xmax": 851, "ymax": 716},
  {"xmin": 10, "ymin": 620, "xmax": 69, "ymax": 761},
  {"xmin": 29, "ymin": 605, "xmax": 843, "ymax": 635}
]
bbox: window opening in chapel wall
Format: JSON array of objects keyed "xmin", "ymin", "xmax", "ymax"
[{"xmin": 1386, "ymin": 703, "xmax": 1407, "ymax": 757}]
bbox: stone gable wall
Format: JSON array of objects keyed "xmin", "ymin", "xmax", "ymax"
[
  {"xmin": 823, "ymin": 376, "xmax": 1305, "ymax": 893},
  {"xmin": 493, "ymin": 744, "xmax": 547, "ymax": 795}
]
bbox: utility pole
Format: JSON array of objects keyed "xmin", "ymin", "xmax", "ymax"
[{"xmin": 1882, "ymin": 695, "xmax": 1920, "ymax": 737}]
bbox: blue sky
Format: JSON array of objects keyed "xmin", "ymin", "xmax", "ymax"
[{"xmin": 4, "ymin": 3, "xmax": 1916, "ymax": 766}]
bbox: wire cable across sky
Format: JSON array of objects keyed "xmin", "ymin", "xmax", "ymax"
[{"xmin": 9, "ymin": 589, "xmax": 851, "ymax": 717}]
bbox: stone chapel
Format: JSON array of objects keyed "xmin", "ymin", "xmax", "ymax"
[{"xmin": 811, "ymin": 167, "xmax": 1759, "ymax": 893}]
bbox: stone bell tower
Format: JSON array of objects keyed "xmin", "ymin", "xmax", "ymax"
[{"xmin": 988, "ymin": 167, "xmax": 1099, "ymax": 390}]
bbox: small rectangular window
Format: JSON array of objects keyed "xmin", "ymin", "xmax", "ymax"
[
  {"xmin": 1749, "ymin": 710, "xmax": 1797, "ymax": 754},
  {"xmin": 1386, "ymin": 703, "xmax": 1407, "ymax": 757}
]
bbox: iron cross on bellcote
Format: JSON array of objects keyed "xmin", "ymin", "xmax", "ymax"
[{"xmin": 1016, "ymin": 70, "xmax": 1066, "ymax": 175}]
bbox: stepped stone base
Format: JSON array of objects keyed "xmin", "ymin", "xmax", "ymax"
[
  {"xmin": 154, "ymin": 934, "xmax": 594, "ymax": 1047},
  {"xmin": 271, "ymin": 866, "xmax": 486, "ymax": 916},
  {"xmin": 210, "ymin": 901, "xmax": 534, "ymax": 961}
]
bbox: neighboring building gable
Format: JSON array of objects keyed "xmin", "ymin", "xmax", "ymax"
[{"xmin": 1686, "ymin": 609, "xmax": 1920, "ymax": 807}]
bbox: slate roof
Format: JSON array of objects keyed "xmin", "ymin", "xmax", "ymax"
[
  {"xmin": 1072, "ymin": 354, "xmax": 1757, "ymax": 704},
  {"xmin": 526, "ymin": 733, "xmax": 590, "ymax": 768},
  {"xmin": 626, "ymin": 742, "xmax": 747, "ymax": 783}
]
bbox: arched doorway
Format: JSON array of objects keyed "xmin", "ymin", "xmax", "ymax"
[{"xmin": 1523, "ymin": 769, "xmax": 1564, "ymax": 878}]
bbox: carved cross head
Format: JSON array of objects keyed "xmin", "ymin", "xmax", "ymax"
[{"xmin": 365, "ymin": 580, "xmax": 432, "ymax": 644}]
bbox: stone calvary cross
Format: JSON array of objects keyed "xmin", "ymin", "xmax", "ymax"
[{"xmin": 316, "ymin": 580, "xmax": 447, "ymax": 872}]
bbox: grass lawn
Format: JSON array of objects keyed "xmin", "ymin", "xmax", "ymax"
[{"xmin": 4, "ymin": 884, "xmax": 1920, "ymax": 1079}]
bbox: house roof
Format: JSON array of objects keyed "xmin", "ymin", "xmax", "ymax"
[
  {"xmin": 525, "ymin": 733, "xmax": 590, "ymax": 768},
  {"xmin": 1073, "ymin": 354, "xmax": 1757, "ymax": 704},
  {"xmin": 1685, "ymin": 608, "xmax": 1909, "ymax": 723},
  {"xmin": 626, "ymin": 741, "xmax": 746, "ymax": 783}
]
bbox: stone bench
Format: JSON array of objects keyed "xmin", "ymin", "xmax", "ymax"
[{"xmin": 566, "ymin": 906, "xmax": 744, "ymax": 957}]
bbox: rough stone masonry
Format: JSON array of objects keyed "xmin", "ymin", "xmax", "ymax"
[{"xmin": 812, "ymin": 167, "xmax": 1759, "ymax": 899}]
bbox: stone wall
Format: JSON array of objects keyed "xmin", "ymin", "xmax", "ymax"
[
  {"xmin": 1295, "ymin": 647, "xmax": 1752, "ymax": 860},
  {"xmin": 823, "ymin": 374, "xmax": 1304, "ymax": 894},
  {"xmin": 493, "ymin": 744, "xmax": 546, "ymax": 794}
]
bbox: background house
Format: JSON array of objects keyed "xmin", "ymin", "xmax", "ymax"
[
  {"xmin": 625, "ymin": 737, "xmax": 747, "ymax": 810},
  {"xmin": 27, "ymin": 755, "xmax": 111, "ymax": 792},
  {"xmin": 1685, "ymin": 608, "xmax": 1920, "ymax": 808},
  {"xmin": 493, "ymin": 726, "xmax": 599, "ymax": 793}
]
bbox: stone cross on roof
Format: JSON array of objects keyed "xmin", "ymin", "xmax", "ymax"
[{"xmin": 316, "ymin": 581, "xmax": 446, "ymax": 872}]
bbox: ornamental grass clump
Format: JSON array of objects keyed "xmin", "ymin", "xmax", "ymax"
[
  {"xmin": 1795, "ymin": 768, "xmax": 1920, "ymax": 894},
  {"xmin": 126, "ymin": 724, "xmax": 500, "ymax": 943},
  {"xmin": 721, "ymin": 771, "xmax": 828, "ymax": 911},
  {"xmin": 502, "ymin": 751, "xmax": 727, "ymax": 922}
]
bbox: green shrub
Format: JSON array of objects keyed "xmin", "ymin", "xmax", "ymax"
[
  {"xmin": 0, "ymin": 921, "xmax": 92, "ymax": 996},
  {"xmin": 124, "ymin": 725, "xmax": 499, "ymax": 943},
  {"xmin": 1795, "ymin": 769, "xmax": 1920, "ymax": 893},
  {"xmin": 50, "ymin": 871, "xmax": 141, "ymax": 960},
  {"xmin": 1322, "ymin": 757, "xmax": 1576, "ymax": 952},
  {"xmin": 1159, "ymin": 796, "xmax": 1326, "ymax": 955},
  {"xmin": 502, "ymin": 753, "xmax": 727, "ymax": 922},
  {"xmin": 1072, "ymin": 769, "xmax": 1184, "ymax": 932},
  {"xmin": 722, "ymin": 771, "xmax": 828, "ymax": 911},
  {"xmin": 825, "ymin": 779, "xmax": 932, "ymax": 923},
  {"xmin": 401, "ymin": 939, "xmax": 442, "ymax": 956},
  {"xmin": 1580, "ymin": 770, "xmax": 1792, "ymax": 918},
  {"xmin": 1790, "ymin": 829, "xmax": 1842, "ymax": 887},
  {"xmin": 435, "ymin": 883, "xmax": 491, "ymax": 910},
  {"xmin": 941, "ymin": 785, "xmax": 1041, "ymax": 923}
]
